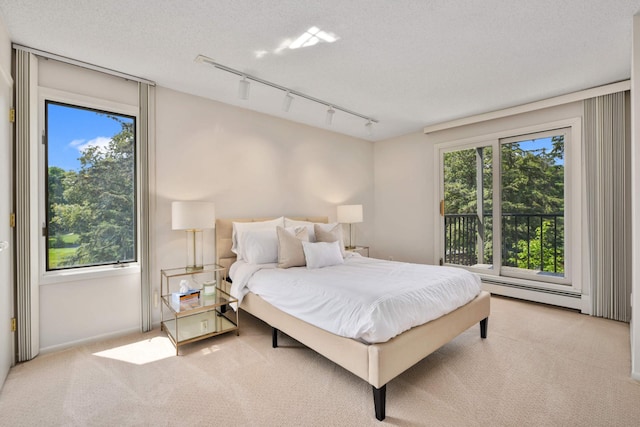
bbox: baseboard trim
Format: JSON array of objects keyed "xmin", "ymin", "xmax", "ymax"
[
  {"xmin": 39, "ymin": 326, "xmax": 141, "ymax": 355},
  {"xmin": 482, "ymin": 281, "xmax": 583, "ymax": 310}
]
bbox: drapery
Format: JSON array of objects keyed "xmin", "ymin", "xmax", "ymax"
[{"xmin": 584, "ymin": 92, "xmax": 631, "ymax": 322}]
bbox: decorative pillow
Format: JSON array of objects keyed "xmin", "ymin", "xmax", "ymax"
[
  {"xmin": 241, "ymin": 228, "xmax": 279, "ymax": 264},
  {"xmin": 284, "ymin": 218, "xmax": 316, "ymax": 242},
  {"xmin": 314, "ymin": 223, "xmax": 345, "ymax": 257},
  {"xmin": 232, "ymin": 217, "xmax": 284, "ymax": 260},
  {"xmin": 302, "ymin": 240, "xmax": 344, "ymax": 269},
  {"xmin": 276, "ymin": 226, "xmax": 309, "ymax": 268}
]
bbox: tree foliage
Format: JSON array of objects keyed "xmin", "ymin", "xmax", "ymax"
[
  {"xmin": 48, "ymin": 115, "xmax": 136, "ymax": 268},
  {"xmin": 443, "ymin": 136, "xmax": 564, "ymax": 274}
]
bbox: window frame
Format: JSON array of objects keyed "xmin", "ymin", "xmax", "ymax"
[
  {"xmin": 434, "ymin": 117, "xmax": 582, "ymax": 293},
  {"xmin": 38, "ymin": 87, "xmax": 141, "ymax": 284}
]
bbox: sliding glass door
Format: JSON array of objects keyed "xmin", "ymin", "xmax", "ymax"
[
  {"xmin": 442, "ymin": 144, "xmax": 493, "ymax": 269},
  {"xmin": 440, "ymin": 127, "xmax": 570, "ymax": 286}
]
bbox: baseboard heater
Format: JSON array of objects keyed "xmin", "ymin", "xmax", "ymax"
[{"xmin": 481, "ymin": 278, "xmax": 581, "ymax": 298}]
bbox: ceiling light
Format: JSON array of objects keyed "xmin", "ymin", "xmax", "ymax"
[
  {"xmin": 365, "ymin": 119, "xmax": 374, "ymax": 136},
  {"xmin": 238, "ymin": 75, "xmax": 250, "ymax": 100},
  {"xmin": 282, "ymin": 91, "xmax": 294, "ymax": 112},
  {"xmin": 325, "ymin": 106, "xmax": 335, "ymax": 125}
]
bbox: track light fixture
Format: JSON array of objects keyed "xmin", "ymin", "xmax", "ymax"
[
  {"xmin": 365, "ymin": 119, "xmax": 373, "ymax": 136},
  {"xmin": 195, "ymin": 54, "xmax": 378, "ymax": 128},
  {"xmin": 282, "ymin": 91, "xmax": 294, "ymax": 112},
  {"xmin": 325, "ymin": 106, "xmax": 335, "ymax": 125},
  {"xmin": 238, "ymin": 75, "xmax": 250, "ymax": 100}
]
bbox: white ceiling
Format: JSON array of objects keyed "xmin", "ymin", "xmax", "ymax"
[{"xmin": 1, "ymin": 1, "xmax": 640, "ymax": 141}]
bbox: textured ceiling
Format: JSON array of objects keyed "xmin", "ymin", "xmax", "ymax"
[{"xmin": 1, "ymin": 1, "xmax": 640, "ymax": 141}]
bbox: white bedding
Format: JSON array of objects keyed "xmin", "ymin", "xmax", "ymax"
[{"xmin": 229, "ymin": 254, "xmax": 482, "ymax": 343}]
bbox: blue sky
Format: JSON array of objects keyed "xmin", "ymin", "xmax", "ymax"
[
  {"xmin": 515, "ymin": 136, "xmax": 564, "ymax": 166},
  {"xmin": 47, "ymin": 103, "xmax": 133, "ymax": 171}
]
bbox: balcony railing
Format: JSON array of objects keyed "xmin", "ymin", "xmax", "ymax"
[{"xmin": 444, "ymin": 212, "xmax": 564, "ymax": 274}]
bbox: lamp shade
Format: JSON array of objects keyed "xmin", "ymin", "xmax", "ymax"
[
  {"xmin": 172, "ymin": 201, "xmax": 216, "ymax": 230},
  {"xmin": 337, "ymin": 204, "xmax": 363, "ymax": 224}
]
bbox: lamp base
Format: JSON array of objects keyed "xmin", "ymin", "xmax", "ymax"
[{"xmin": 185, "ymin": 230, "xmax": 204, "ymax": 272}]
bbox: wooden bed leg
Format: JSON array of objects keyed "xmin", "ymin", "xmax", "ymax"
[
  {"xmin": 372, "ymin": 385, "xmax": 386, "ymax": 421},
  {"xmin": 272, "ymin": 327, "xmax": 278, "ymax": 348},
  {"xmin": 480, "ymin": 317, "xmax": 488, "ymax": 339}
]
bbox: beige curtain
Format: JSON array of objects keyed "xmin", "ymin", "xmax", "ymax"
[
  {"xmin": 139, "ymin": 82, "xmax": 155, "ymax": 332},
  {"xmin": 584, "ymin": 91, "xmax": 631, "ymax": 322},
  {"xmin": 14, "ymin": 48, "xmax": 39, "ymax": 361}
]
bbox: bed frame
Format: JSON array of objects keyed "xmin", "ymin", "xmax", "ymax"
[{"xmin": 216, "ymin": 217, "xmax": 490, "ymax": 421}]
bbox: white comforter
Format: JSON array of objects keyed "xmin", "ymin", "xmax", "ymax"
[{"xmin": 229, "ymin": 255, "xmax": 481, "ymax": 343}]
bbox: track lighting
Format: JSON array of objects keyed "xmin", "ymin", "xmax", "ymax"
[
  {"xmin": 365, "ymin": 119, "xmax": 373, "ymax": 136},
  {"xmin": 325, "ymin": 106, "xmax": 335, "ymax": 125},
  {"xmin": 238, "ymin": 75, "xmax": 250, "ymax": 100},
  {"xmin": 282, "ymin": 91, "xmax": 294, "ymax": 112},
  {"xmin": 196, "ymin": 55, "xmax": 378, "ymax": 128}
]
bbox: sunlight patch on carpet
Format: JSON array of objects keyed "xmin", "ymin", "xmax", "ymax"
[
  {"xmin": 93, "ymin": 337, "xmax": 175, "ymax": 365},
  {"xmin": 200, "ymin": 345, "xmax": 221, "ymax": 355}
]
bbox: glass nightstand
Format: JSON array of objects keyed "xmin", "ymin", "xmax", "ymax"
[
  {"xmin": 160, "ymin": 264, "xmax": 238, "ymax": 355},
  {"xmin": 346, "ymin": 246, "xmax": 369, "ymax": 257}
]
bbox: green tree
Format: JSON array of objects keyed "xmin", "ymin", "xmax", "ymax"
[
  {"xmin": 48, "ymin": 166, "xmax": 76, "ymax": 239},
  {"xmin": 443, "ymin": 136, "xmax": 564, "ymax": 274},
  {"xmin": 54, "ymin": 115, "xmax": 135, "ymax": 267},
  {"xmin": 515, "ymin": 219, "xmax": 564, "ymax": 273}
]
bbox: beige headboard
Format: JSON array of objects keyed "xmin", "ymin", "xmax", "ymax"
[{"xmin": 215, "ymin": 216, "xmax": 328, "ymax": 279}]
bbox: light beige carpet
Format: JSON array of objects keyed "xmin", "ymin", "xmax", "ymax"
[{"xmin": 0, "ymin": 296, "xmax": 639, "ymax": 426}]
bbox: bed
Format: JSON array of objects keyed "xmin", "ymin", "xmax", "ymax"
[{"xmin": 216, "ymin": 217, "xmax": 490, "ymax": 421}]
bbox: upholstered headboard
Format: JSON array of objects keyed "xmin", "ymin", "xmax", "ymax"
[{"xmin": 215, "ymin": 216, "xmax": 328, "ymax": 280}]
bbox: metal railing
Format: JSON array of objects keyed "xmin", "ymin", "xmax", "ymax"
[{"xmin": 444, "ymin": 212, "xmax": 564, "ymax": 273}]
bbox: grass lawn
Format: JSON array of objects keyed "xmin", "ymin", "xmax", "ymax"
[
  {"xmin": 56, "ymin": 233, "xmax": 79, "ymax": 245},
  {"xmin": 48, "ymin": 247, "xmax": 78, "ymax": 269},
  {"xmin": 48, "ymin": 233, "xmax": 80, "ymax": 269}
]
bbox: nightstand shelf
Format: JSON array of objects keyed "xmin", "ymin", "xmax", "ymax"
[
  {"xmin": 160, "ymin": 264, "xmax": 238, "ymax": 355},
  {"xmin": 346, "ymin": 246, "xmax": 369, "ymax": 257}
]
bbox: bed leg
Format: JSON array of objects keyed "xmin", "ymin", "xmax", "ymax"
[
  {"xmin": 480, "ymin": 317, "xmax": 488, "ymax": 339},
  {"xmin": 372, "ymin": 385, "xmax": 386, "ymax": 421},
  {"xmin": 272, "ymin": 327, "xmax": 278, "ymax": 348}
]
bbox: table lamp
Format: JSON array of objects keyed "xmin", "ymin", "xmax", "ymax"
[
  {"xmin": 337, "ymin": 204, "xmax": 363, "ymax": 250},
  {"xmin": 172, "ymin": 201, "xmax": 216, "ymax": 271}
]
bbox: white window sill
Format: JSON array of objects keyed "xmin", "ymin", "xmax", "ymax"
[{"xmin": 40, "ymin": 263, "xmax": 141, "ymax": 286}]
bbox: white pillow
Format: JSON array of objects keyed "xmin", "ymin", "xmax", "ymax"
[
  {"xmin": 241, "ymin": 228, "xmax": 279, "ymax": 264},
  {"xmin": 302, "ymin": 240, "xmax": 344, "ymax": 269},
  {"xmin": 232, "ymin": 217, "xmax": 284, "ymax": 260},
  {"xmin": 284, "ymin": 218, "xmax": 316, "ymax": 242}
]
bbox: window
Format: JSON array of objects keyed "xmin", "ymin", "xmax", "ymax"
[
  {"xmin": 45, "ymin": 100, "xmax": 137, "ymax": 271},
  {"xmin": 440, "ymin": 124, "xmax": 577, "ymax": 287}
]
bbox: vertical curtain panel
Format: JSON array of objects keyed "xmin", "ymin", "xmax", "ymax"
[
  {"xmin": 139, "ymin": 82, "xmax": 155, "ymax": 332},
  {"xmin": 15, "ymin": 48, "xmax": 39, "ymax": 361},
  {"xmin": 584, "ymin": 91, "xmax": 631, "ymax": 322}
]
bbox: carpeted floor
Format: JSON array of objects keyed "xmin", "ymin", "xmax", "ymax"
[{"xmin": 0, "ymin": 295, "xmax": 639, "ymax": 426}]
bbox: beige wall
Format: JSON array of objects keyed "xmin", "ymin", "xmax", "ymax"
[
  {"xmin": 37, "ymin": 81, "xmax": 375, "ymax": 348},
  {"xmin": 152, "ymin": 87, "xmax": 374, "ymax": 323},
  {"xmin": 373, "ymin": 132, "xmax": 433, "ymax": 263}
]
